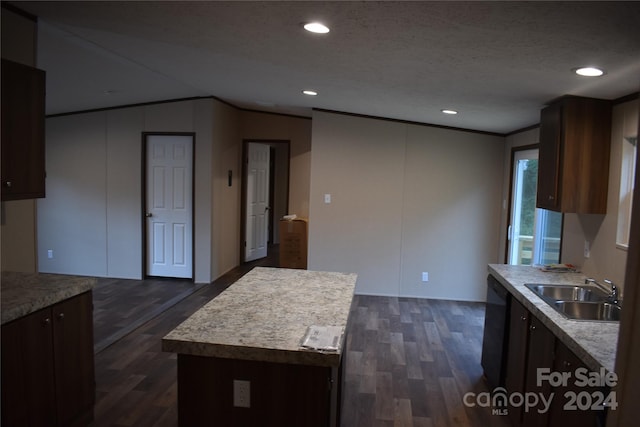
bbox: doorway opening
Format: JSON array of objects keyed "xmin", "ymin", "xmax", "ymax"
[
  {"xmin": 506, "ymin": 145, "xmax": 563, "ymax": 265},
  {"xmin": 142, "ymin": 133, "xmax": 195, "ymax": 279},
  {"xmin": 241, "ymin": 140, "xmax": 290, "ymax": 264}
]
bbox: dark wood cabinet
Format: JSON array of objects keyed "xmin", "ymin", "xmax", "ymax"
[
  {"xmin": 504, "ymin": 299, "xmax": 556, "ymax": 427},
  {"xmin": 505, "ymin": 298, "xmax": 531, "ymax": 427},
  {"xmin": 1, "ymin": 58, "xmax": 46, "ymax": 201},
  {"xmin": 548, "ymin": 342, "xmax": 605, "ymax": 427},
  {"xmin": 1, "ymin": 291, "xmax": 95, "ymax": 427},
  {"xmin": 501, "ymin": 297, "xmax": 608, "ymax": 427},
  {"xmin": 522, "ymin": 316, "xmax": 555, "ymax": 427},
  {"xmin": 537, "ymin": 96, "xmax": 612, "ymax": 213}
]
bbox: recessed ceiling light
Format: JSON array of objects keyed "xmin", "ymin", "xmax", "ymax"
[
  {"xmin": 302, "ymin": 90, "xmax": 318, "ymax": 96},
  {"xmin": 441, "ymin": 109, "xmax": 458, "ymax": 115},
  {"xmin": 575, "ymin": 67, "xmax": 605, "ymax": 77},
  {"xmin": 304, "ymin": 22, "xmax": 330, "ymax": 34}
]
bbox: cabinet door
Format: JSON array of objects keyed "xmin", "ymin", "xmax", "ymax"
[
  {"xmin": 522, "ymin": 316, "xmax": 555, "ymax": 427},
  {"xmin": 548, "ymin": 342, "xmax": 604, "ymax": 427},
  {"xmin": 52, "ymin": 291, "xmax": 96, "ymax": 426},
  {"xmin": 537, "ymin": 102, "xmax": 562, "ymax": 211},
  {"xmin": 1, "ymin": 58, "xmax": 46, "ymax": 200},
  {"xmin": 505, "ymin": 299, "xmax": 530, "ymax": 427},
  {"xmin": 1, "ymin": 308, "xmax": 57, "ymax": 426}
]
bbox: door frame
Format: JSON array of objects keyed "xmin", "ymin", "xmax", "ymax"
[
  {"xmin": 505, "ymin": 143, "xmax": 564, "ymax": 265},
  {"xmin": 240, "ymin": 139, "xmax": 290, "ymax": 264},
  {"xmin": 504, "ymin": 143, "xmax": 538, "ymax": 264},
  {"xmin": 141, "ymin": 132, "xmax": 196, "ymax": 279}
]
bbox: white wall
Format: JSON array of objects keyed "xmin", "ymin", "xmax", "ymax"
[
  {"xmin": 308, "ymin": 111, "xmax": 505, "ymax": 301},
  {"xmin": 38, "ymin": 98, "xmax": 241, "ymax": 283}
]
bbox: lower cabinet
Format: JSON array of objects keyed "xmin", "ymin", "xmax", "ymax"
[
  {"xmin": 504, "ymin": 298, "xmax": 605, "ymax": 427},
  {"xmin": 1, "ymin": 291, "xmax": 95, "ymax": 427},
  {"xmin": 505, "ymin": 299, "xmax": 554, "ymax": 427},
  {"xmin": 548, "ymin": 342, "xmax": 608, "ymax": 427}
]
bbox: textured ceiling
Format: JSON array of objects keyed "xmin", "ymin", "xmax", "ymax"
[{"xmin": 13, "ymin": 1, "xmax": 640, "ymax": 134}]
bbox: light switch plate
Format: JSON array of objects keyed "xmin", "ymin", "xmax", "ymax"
[{"xmin": 324, "ymin": 194, "xmax": 331, "ymax": 204}]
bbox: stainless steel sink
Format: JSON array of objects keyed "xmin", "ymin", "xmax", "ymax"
[
  {"xmin": 524, "ymin": 283, "xmax": 620, "ymax": 322},
  {"xmin": 525, "ymin": 283, "xmax": 609, "ymax": 302},
  {"xmin": 553, "ymin": 301, "xmax": 621, "ymax": 322}
]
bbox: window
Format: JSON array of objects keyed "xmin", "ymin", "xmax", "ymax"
[
  {"xmin": 508, "ymin": 147, "xmax": 562, "ymax": 265},
  {"xmin": 617, "ymin": 135, "xmax": 637, "ymax": 249}
]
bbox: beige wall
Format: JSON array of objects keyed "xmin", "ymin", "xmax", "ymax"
[
  {"xmin": 38, "ymin": 98, "xmax": 241, "ymax": 283},
  {"xmin": 1, "ymin": 8, "xmax": 39, "ymax": 273},
  {"xmin": 562, "ymin": 98, "xmax": 639, "ymax": 292},
  {"xmin": 308, "ymin": 111, "xmax": 505, "ymax": 301}
]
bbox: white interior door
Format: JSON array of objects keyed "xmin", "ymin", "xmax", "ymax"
[
  {"xmin": 146, "ymin": 134, "xmax": 193, "ymax": 278},
  {"xmin": 245, "ymin": 143, "xmax": 270, "ymax": 262}
]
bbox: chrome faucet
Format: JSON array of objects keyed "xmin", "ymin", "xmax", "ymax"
[
  {"xmin": 585, "ymin": 278, "xmax": 621, "ymax": 305},
  {"xmin": 603, "ymin": 279, "xmax": 619, "ymax": 305}
]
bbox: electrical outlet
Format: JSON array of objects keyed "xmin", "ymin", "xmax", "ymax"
[
  {"xmin": 47, "ymin": 249, "xmax": 53, "ymax": 259},
  {"xmin": 324, "ymin": 193, "xmax": 331, "ymax": 204},
  {"xmin": 584, "ymin": 240, "xmax": 591, "ymax": 258},
  {"xmin": 422, "ymin": 272, "xmax": 429, "ymax": 282},
  {"xmin": 233, "ymin": 380, "xmax": 250, "ymax": 408}
]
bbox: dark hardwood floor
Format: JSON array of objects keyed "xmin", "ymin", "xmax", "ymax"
[{"xmin": 89, "ymin": 248, "xmax": 507, "ymax": 427}]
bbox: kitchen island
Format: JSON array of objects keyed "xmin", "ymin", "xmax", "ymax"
[{"xmin": 162, "ymin": 267, "xmax": 357, "ymax": 427}]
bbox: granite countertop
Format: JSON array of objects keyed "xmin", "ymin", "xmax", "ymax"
[
  {"xmin": 162, "ymin": 267, "xmax": 357, "ymax": 367},
  {"xmin": 1, "ymin": 271, "xmax": 96, "ymax": 325},
  {"xmin": 488, "ymin": 264, "xmax": 618, "ymax": 373}
]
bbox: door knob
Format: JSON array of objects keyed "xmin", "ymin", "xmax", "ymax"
[{"xmin": 145, "ymin": 213, "xmax": 153, "ymax": 217}]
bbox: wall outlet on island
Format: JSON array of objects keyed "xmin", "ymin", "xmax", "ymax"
[{"xmin": 233, "ymin": 380, "xmax": 250, "ymax": 408}]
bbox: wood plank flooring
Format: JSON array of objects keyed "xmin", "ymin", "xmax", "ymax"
[
  {"xmin": 89, "ymin": 256, "xmax": 507, "ymax": 426},
  {"xmin": 93, "ymin": 277, "xmax": 203, "ymax": 353},
  {"xmin": 341, "ymin": 296, "xmax": 510, "ymax": 427}
]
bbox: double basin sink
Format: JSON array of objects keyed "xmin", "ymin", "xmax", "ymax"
[{"xmin": 525, "ymin": 283, "xmax": 621, "ymax": 322}]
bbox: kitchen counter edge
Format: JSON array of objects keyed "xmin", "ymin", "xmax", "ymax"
[
  {"xmin": 488, "ymin": 264, "xmax": 618, "ymax": 374},
  {"xmin": 1, "ymin": 271, "xmax": 96, "ymax": 325}
]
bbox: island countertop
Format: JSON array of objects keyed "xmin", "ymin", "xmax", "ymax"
[
  {"xmin": 488, "ymin": 264, "xmax": 618, "ymax": 374},
  {"xmin": 162, "ymin": 267, "xmax": 357, "ymax": 367},
  {"xmin": 1, "ymin": 271, "xmax": 96, "ymax": 325}
]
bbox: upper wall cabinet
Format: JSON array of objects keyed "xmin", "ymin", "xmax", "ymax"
[
  {"xmin": 537, "ymin": 96, "xmax": 612, "ymax": 214},
  {"xmin": 1, "ymin": 58, "xmax": 46, "ymax": 201}
]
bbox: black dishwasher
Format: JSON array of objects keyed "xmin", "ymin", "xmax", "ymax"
[{"xmin": 481, "ymin": 274, "xmax": 510, "ymax": 389}]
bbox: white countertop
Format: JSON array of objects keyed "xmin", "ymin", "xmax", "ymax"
[
  {"xmin": 488, "ymin": 264, "xmax": 619, "ymax": 373},
  {"xmin": 162, "ymin": 267, "xmax": 357, "ymax": 367}
]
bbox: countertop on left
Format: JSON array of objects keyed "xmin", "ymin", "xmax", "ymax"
[{"xmin": 1, "ymin": 271, "xmax": 96, "ymax": 325}]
